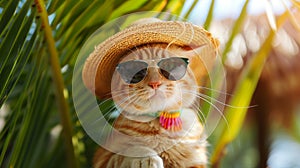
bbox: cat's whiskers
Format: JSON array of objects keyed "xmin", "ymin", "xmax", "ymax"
[
  {"xmin": 188, "ymin": 85, "xmax": 232, "ymax": 96},
  {"xmin": 109, "ymin": 96, "xmax": 142, "ymax": 140},
  {"xmin": 198, "ymin": 92, "xmax": 253, "ymax": 109},
  {"xmin": 178, "ymin": 83, "xmax": 252, "ymax": 109},
  {"xmin": 113, "ymin": 92, "xmax": 139, "ymax": 112},
  {"xmin": 135, "ymin": 88, "xmax": 149, "ymax": 98},
  {"xmin": 99, "ymin": 107, "xmax": 118, "ymax": 136},
  {"xmin": 179, "ymin": 89, "xmax": 223, "ymax": 114},
  {"xmin": 112, "ymin": 88, "xmax": 138, "ymax": 98},
  {"xmin": 99, "ymin": 88, "xmax": 136, "ymax": 98},
  {"xmin": 84, "ymin": 97, "xmax": 119, "ymax": 124},
  {"xmin": 95, "ymin": 90, "xmax": 136, "ymax": 125},
  {"xmin": 187, "ymin": 102, "xmax": 207, "ymax": 127},
  {"xmin": 90, "ymin": 98, "xmax": 118, "ymax": 136},
  {"xmin": 134, "ymin": 87, "xmax": 166, "ymax": 107},
  {"xmin": 99, "ymin": 94, "xmax": 139, "ymax": 137},
  {"xmin": 164, "ymin": 90, "xmax": 207, "ymax": 126},
  {"xmin": 179, "ymin": 89, "xmax": 230, "ymax": 129},
  {"xmin": 111, "ymin": 88, "xmax": 135, "ymax": 95}
]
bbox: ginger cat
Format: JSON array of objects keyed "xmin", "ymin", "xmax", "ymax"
[{"xmin": 93, "ymin": 43, "xmax": 216, "ymax": 168}]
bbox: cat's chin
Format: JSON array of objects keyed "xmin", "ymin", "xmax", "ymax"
[
  {"xmin": 147, "ymin": 89, "xmax": 164, "ymax": 99},
  {"xmin": 124, "ymin": 114, "xmax": 156, "ymax": 122}
]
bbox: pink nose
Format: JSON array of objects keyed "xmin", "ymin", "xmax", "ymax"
[{"xmin": 148, "ymin": 81, "xmax": 162, "ymax": 89}]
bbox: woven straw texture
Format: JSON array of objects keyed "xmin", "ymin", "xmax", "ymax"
[{"xmin": 82, "ymin": 19, "xmax": 219, "ymax": 98}]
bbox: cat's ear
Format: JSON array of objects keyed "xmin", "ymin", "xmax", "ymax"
[{"xmin": 182, "ymin": 44, "xmax": 217, "ymax": 71}]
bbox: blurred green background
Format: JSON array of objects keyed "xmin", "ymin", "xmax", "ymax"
[{"xmin": 0, "ymin": 0, "xmax": 299, "ymax": 167}]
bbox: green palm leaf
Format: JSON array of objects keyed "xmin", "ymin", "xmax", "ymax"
[
  {"xmin": 0, "ymin": 0, "xmax": 189, "ymax": 167},
  {"xmin": 1, "ymin": 0, "xmax": 298, "ymax": 167}
]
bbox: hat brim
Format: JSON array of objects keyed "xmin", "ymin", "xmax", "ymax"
[{"xmin": 82, "ymin": 20, "xmax": 219, "ymax": 99}]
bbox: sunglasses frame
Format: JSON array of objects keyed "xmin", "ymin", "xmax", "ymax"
[{"xmin": 116, "ymin": 57, "xmax": 189, "ymax": 84}]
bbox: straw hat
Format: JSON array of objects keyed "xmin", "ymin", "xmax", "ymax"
[{"xmin": 82, "ymin": 18, "xmax": 219, "ymax": 99}]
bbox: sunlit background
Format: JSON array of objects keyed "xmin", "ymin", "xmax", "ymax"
[
  {"xmin": 184, "ymin": 0, "xmax": 300, "ymax": 168},
  {"xmin": 0, "ymin": 0, "xmax": 299, "ymax": 167}
]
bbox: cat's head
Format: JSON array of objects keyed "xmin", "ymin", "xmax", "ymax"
[
  {"xmin": 111, "ymin": 43, "xmax": 212, "ymax": 115},
  {"xmin": 82, "ymin": 19, "xmax": 220, "ymax": 117}
]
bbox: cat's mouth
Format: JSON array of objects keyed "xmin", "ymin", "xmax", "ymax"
[{"xmin": 148, "ymin": 90, "xmax": 164, "ymax": 99}]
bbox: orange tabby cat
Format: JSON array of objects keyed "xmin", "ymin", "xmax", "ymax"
[
  {"xmin": 93, "ymin": 43, "xmax": 215, "ymax": 168},
  {"xmin": 81, "ymin": 18, "xmax": 219, "ymax": 168}
]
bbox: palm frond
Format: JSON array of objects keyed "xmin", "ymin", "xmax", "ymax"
[
  {"xmin": 1, "ymin": 0, "xmax": 299, "ymax": 167},
  {"xmin": 0, "ymin": 0, "xmax": 186, "ymax": 167}
]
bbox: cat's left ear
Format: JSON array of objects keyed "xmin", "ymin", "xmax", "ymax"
[{"xmin": 182, "ymin": 44, "xmax": 218, "ymax": 71}]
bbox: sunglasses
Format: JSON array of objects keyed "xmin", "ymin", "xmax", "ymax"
[{"xmin": 116, "ymin": 57, "xmax": 189, "ymax": 84}]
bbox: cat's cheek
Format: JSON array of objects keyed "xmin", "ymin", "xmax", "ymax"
[
  {"xmin": 179, "ymin": 85, "xmax": 198, "ymax": 107},
  {"xmin": 183, "ymin": 93, "xmax": 197, "ymax": 107}
]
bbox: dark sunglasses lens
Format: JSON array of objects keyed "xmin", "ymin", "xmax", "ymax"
[
  {"xmin": 117, "ymin": 61, "xmax": 148, "ymax": 84},
  {"xmin": 158, "ymin": 57, "xmax": 189, "ymax": 81}
]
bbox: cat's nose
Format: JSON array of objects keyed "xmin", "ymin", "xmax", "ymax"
[{"xmin": 148, "ymin": 81, "xmax": 162, "ymax": 89}]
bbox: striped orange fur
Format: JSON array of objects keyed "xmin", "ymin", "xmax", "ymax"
[{"xmin": 94, "ymin": 44, "xmax": 214, "ymax": 168}]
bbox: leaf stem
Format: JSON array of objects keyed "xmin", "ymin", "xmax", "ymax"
[
  {"xmin": 183, "ymin": 0, "xmax": 199, "ymax": 19},
  {"xmin": 221, "ymin": 0, "xmax": 249, "ymax": 63},
  {"xmin": 203, "ymin": 0, "xmax": 215, "ymax": 30},
  {"xmin": 34, "ymin": 0, "xmax": 78, "ymax": 167}
]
